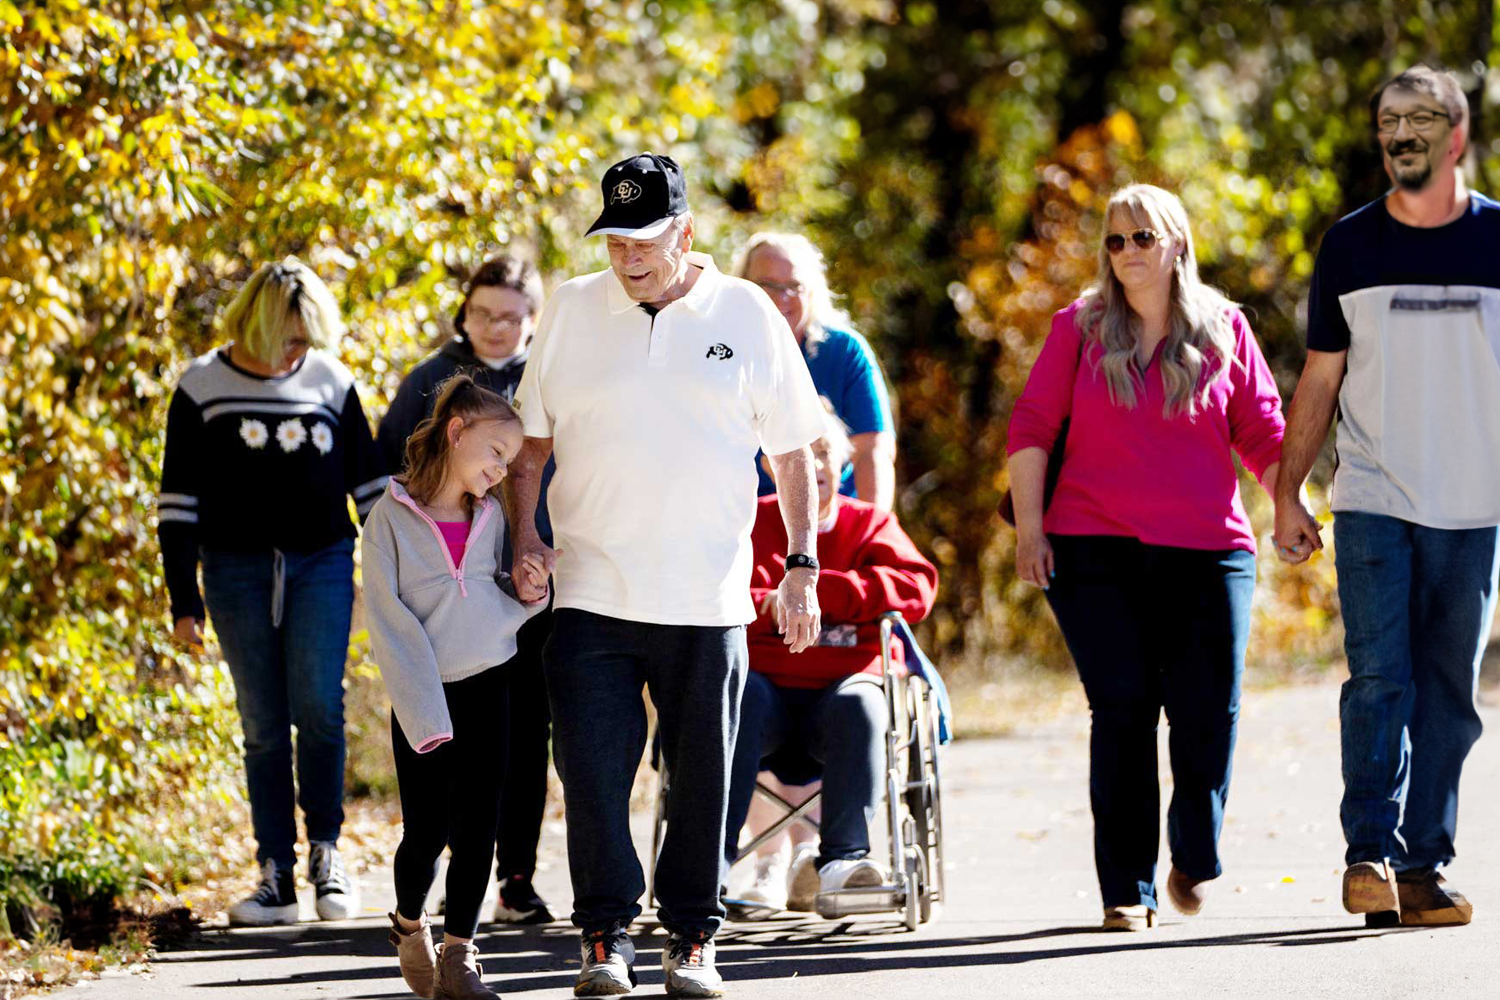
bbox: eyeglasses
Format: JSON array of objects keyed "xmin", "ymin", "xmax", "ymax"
[
  {"xmin": 1376, "ymin": 110, "xmax": 1451, "ymax": 135},
  {"xmin": 1104, "ymin": 229, "xmax": 1164, "ymax": 254},
  {"xmin": 467, "ymin": 307, "xmax": 530, "ymax": 328},
  {"xmin": 754, "ymin": 279, "xmax": 806, "ymax": 298}
]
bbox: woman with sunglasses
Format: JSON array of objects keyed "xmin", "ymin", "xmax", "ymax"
[{"xmin": 1006, "ymin": 184, "xmax": 1286, "ymax": 931}]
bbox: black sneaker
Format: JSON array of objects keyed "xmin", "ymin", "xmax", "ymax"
[
  {"xmin": 575, "ymin": 923, "xmax": 636, "ymax": 997},
  {"xmin": 310, "ymin": 840, "xmax": 360, "ymax": 921},
  {"xmin": 227, "ymin": 859, "xmax": 299, "ymax": 926},
  {"xmin": 493, "ymin": 874, "xmax": 554, "ymax": 924}
]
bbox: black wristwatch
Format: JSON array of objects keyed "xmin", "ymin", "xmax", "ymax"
[{"xmin": 785, "ymin": 553, "xmax": 819, "ymax": 573}]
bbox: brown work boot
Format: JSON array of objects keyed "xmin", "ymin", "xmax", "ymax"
[
  {"xmin": 1343, "ymin": 860, "xmax": 1399, "ymax": 916},
  {"xmin": 388, "ymin": 912, "xmax": 437, "ymax": 999},
  {"xmin": 434, "ymin": 940, "xmax": 500, "ymax": 999},
  {"xmin": 1166, "ymin": 866, "xmax": 1209, "ymax": 916},
  {"xmin": 1397, "ymin": 869, "xmax": 1473, "ymax": 926}
]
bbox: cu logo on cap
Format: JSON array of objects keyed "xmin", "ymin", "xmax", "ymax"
[{"xmin": 611, "ymin": 179, "xmax": 643, "ymax": 205}]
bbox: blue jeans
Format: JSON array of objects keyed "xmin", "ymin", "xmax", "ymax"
[
  {"xmin": 725, "ymin": 671, "xmax": 886, "ymax": 872},
  {"xmin": 1044, "ymin": 536, "xmax": 1256, "ymax": 910},
  {"xmin": 1334, "ymin": 511, "xmax": 1500, "ymax": 870},
  {"xmin": 544, "ymin": 609, "xmax": 747, "ymax": 939},
  {"xmin": 201, "ymin": 539, "xmax": 354, "ymax": 868}
]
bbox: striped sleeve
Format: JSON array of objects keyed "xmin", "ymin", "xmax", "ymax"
[
  {"xmin": 342, "ymin": 384, "xmax": 388, "ymax": 521},
  {"xmin": 158, "ymin": 388, "xmax": 206, "ymax": 622}
]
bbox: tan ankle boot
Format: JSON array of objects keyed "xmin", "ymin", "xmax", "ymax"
[
  {"xmin": 434, "ymin": 941, "xmax": 499, "ymax": 1000},
  {"xmin": 388, "ymin": 912, "xmax": 437, "ymax": 999}
]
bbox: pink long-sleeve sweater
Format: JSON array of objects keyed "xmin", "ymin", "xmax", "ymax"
[{"xmin": 1006, "ymin": 298, "xmax": 1285, "ymax": 553}]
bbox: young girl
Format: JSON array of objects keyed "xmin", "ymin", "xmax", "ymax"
[{"xmin": 362, "ymin": 374, "xmax": 545, "ymax": 999}]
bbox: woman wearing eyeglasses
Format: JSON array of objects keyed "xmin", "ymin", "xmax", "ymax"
[
  {"xmin": 1006, "ymin": 184, "xmax": 1287, "ymax": 931},
  {"xmin": 377, "ymin": 255, "xmax": 561, "ymax": 928}
]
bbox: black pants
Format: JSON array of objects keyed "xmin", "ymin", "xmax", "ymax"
[
  {"xmin": 392, "ymin": 665, "xmax": 511, "ymax": 938},
  {"xmin": 495, "ymin": 607, "xmax": 553, "ymax": 883},
  {"xmin": 1043, "ymin": 535, "xmax": 1256, "ymax": 910}
]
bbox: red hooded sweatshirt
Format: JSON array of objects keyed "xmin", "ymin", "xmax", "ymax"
[{"xmin": 748, "ymin": 494, "xmax": 939, "ymax": 689}]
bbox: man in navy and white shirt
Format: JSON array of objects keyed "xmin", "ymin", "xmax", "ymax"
[
  {"xmin": 1276, "ymin": 64, "xmax": 1500, "ymax": 929},
  {"xmin": 503, "ymin": 153, "xmax": 827, "ymax": 997}
]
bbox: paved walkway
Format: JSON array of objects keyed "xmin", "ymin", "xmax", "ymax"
[{"xmin": 66, "ymin": 681, "xmax": 1500, "ymax": 999}]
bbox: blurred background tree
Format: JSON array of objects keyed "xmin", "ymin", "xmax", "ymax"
[{"xmin": 3, "ymin": 0, "xmax": 1496, "ymax": 945}]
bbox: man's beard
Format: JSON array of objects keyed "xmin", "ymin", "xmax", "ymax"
[{"xmin": 1387, "ymin": 138, "xmax": 1433, "ymax": 191}]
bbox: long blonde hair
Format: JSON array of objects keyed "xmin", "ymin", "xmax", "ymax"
[
  {"xmin": 220, "ymin": 257, "xmax": 344, "ymax": 366},
  {"xmin": 1077, "ymin": 185, "xmax": 1237, "ymax": 418}
]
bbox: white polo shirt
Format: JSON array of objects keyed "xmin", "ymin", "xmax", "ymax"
[{"xmin": 515, "ymin": 251, "xmax": 826, "ymax": 626}]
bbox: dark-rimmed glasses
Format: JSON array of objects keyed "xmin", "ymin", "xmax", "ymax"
[
  {"xmin": 1377, "ymin": 110, "xmax": 1451, "ymax": 135},
  {"xmin": 1104, "ymin": 229, "xmax": 1164, "ymax": 254}
]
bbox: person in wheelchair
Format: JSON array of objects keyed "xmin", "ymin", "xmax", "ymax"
[{"xmin": 724, "ymin": 405, "xmax": 939, "ymax": 905}]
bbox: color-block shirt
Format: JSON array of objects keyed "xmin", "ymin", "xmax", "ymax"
[
  {"xmin": 1307, "ymin": 193, "xmax": 1500, "ymax": 528},
  {"xmin": 157, "ymin": 348, "xmax": 387, "ymax": 621},
  {"xmin": 514, "ymin": 252, "xmax": 827, "ymax": 626},
  {"xmin": 1006, "ymin": 298, "xmax": 1285, "ymax": 553}
]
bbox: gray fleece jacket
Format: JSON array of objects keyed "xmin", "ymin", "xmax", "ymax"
[{"xmin": 361, "ymin": 480, "xmax": 544, "ymax": 753}]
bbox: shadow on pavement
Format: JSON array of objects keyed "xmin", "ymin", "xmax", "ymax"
[{"xmin": 157, "ymin": 913, "xmax": 1414, "ymax": 994}]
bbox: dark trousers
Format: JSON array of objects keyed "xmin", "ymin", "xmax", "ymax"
[
  {"xmin": 545, "ymin": 609, "xmax": 747, "ymax": 940},
  {"xmin": 725, "ymin": 671, "xmax": 886, "ymax": 872},
  {"xmin": 392, "ymin": 665, "xmax": 511, "ymax": 939},
  {"xmin": 201, "ymin": 539, "xmax": 354, "ymax": 868},
  {"xmin": 1334, "ymin": 512, "xmax": 1500, "ymax": 870},
  {"xmin": 495, "ymin": 606, "xmax": 553, "ymax": 883},
  {"xmin": 1044, "ymin": 535, "xmax": 1256, "ymax": 910}
]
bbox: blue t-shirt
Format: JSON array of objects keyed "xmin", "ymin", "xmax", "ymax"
[
  {"xmin": 1306, "ymin": 192, "xmax": 1500, "ymax": 528},
  {"xmin": 755, "ymin": 325, "xmax": 894, "ymax": 497}
]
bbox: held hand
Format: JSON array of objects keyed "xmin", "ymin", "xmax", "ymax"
[
  {"xmin": 1015, "ymin": 528, "xmax": 1055, "ymax": 589},
  {"xmin": 775, "ymin": 567, "xmax": 821, "ymax": 654},
  {"xmin": 1272, "ymin": 500, "xmax": 1324, "ymax": 565},
  {"xmin": 173, "ymin": 616, "xmax": 204, "ymax": 648},
  {"xmin": 513, "ymin": 542, "xmax": 561, "ymax": 604}
]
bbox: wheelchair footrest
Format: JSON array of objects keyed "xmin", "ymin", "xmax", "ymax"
[{"xmin": 814, "ymin": 883, "xmax": 906, "ymax": 918}]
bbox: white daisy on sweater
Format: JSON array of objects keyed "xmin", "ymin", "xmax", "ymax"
[
  {"xmin": 310, "ymin": 421, "xmax": 334, "ymax": 455},
  {"xmin": 276, "ymin": 418, "xmax": 307, "ymax": 452},
  {"xmin": 240, "ymin": 418, "xmax": 269, "ymax": 449}
]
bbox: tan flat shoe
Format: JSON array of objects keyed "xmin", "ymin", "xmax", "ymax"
[
  {"xmin": 1343, "ymin": 860, "xmax": 1399, "ymax": 915},
  {"xmin": 1166, "ymin": 866, "xmax": 1209, "ymax": 916},
  {"xmin": 1101, "ymin": 904, "xmax": 1157, "ymax": 931},
  {"xmin": 1397, "ymin": 870, "xmax": 1472, "ymax": 926}
]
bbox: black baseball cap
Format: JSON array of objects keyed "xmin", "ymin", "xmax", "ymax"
[{"xmin": 585, "ymin": 152, "xmax": 689, "ymax": 239}]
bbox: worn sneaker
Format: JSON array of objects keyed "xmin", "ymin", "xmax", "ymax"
[
  {"xmin": 1165, "ymin": 866, "xmax": 1209, "ymax": 916},
  {"xmin": 663, "ymin": 934, "xmax": 723, "ymax": 998},
  {"xmin": 310, "ymin": 840, "xmax": 360, "ymax": 921},
  {"xmin": 785, "ymin": 845, "xmax": 819, "ymax": 912},
  {"xmin": 1397, "ymin": 868, "xmax": 1473, "ymax": 926},
  {"xmin": 1101, "ymin": 904, "xmax": 1157, "ymax": 931},
  {"xmin": 388, "ymin": 911, "xmax": 437, "ymax": 999},
  {"xmin": 493, "ymin": 874, "xmax": 554, "ymax": 924},
  {"xmin": 575, "ymin": 924, "xmax": 636, "ymax": 997},
  {"xmin": 817, "ymin": 857, "xmax": 884, "ymax": 893},
  {"xmin": 739, "ymin": 854, "xmax": 789, "ymax": 912},
  {"xmin": 227, "ymin": 859, "xmax": 299, "ymax": 926},
  {"xmin": 434, "ymin": 940, "xmax": 500, "ymax": 999},
  {"xmin": 1343, "ymin": 859, "xmax": 1399, "ymax": 916}
]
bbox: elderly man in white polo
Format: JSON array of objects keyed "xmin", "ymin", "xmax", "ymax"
[{"xmin": 503, "ymin": 152, "xmax": 825, "ymax": 998}]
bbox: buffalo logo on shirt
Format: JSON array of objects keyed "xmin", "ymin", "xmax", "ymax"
[
  {"xmin": 705, "ymin": 343, "xmax": 734, "ymax": 360},
  {"xmin": 610, "ymin": 179, "xmax": 642, "ymax": 205}
]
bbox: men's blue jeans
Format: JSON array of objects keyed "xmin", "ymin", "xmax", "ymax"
[
  {"xmin": 201, "ymin": 539, "xmax": 354, "ymax": 868},
  {"xmin": 1334, "ymin": 511, "xmax": 1499, "ymax": 870},
  {"xmin": 545, "ymin": 609, "xmax": 747, "ymax": 940},
  {"xmin": 724, "ymin": 670, "xmax": 886, "ymax": 872}
]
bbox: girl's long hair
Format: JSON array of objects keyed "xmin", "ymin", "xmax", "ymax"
[
  {"xmin": 398, "ymin": 374, "xmax": 521, "ymax": 508},
  {"xmin": 1077, "ymin": 184, "xmax": 1238, "ymax": 419}
]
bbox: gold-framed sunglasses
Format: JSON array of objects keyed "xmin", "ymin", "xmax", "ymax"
[{"xmin": 1104, "ymin": 229, "xmax": 1164, "ymax": 254}]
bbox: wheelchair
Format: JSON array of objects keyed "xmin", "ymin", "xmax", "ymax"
[{"xmin": 648, "ymin": 612, "xmax": 947, "ymax": 931}]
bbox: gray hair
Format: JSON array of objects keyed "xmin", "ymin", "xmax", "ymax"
[
  {"xmin": 733, "ymin": 232, "xmax": 852, "ymax": 356},
  {"xmin": 816, "ymin": 397, "xmax": 854, "ymax": 472}
]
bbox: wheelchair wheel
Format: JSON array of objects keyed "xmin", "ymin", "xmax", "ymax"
[
  {"xmin": 925, "ymin": 684, "xmax": 947, "ymax": 910},
  {"xmin": 902, "ymin": 847, "xmax": 923, "ymax": 932},
  {"xmin": 903, "ymin": 681, "xmax": 943, "ymax": 922}
]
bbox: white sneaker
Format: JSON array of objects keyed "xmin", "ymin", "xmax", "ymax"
[
  {"xmin": 575, "ymin": 924, "xmax": 636, "ymax": 996},
  {"xmin": 309, "ymin": 841, "xmax": 360, "ymax": 921},
  {"xmin": 785, "ymin": 845, "xmax": 819, "ymax": 911},
  {"xmin": 817, "ymin": 857, "xmax": 885, "ymax": 893},
  {"xmin": 227, "ymin": 859, "xmax": 299, "ymax": 926},
  {"xmin": 663, "ymin": 935, "xmax": 723, "ymax": 998},
  {"xmin": 740, "ymin": 854, "xmax": 789, "ymax": 912}
]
